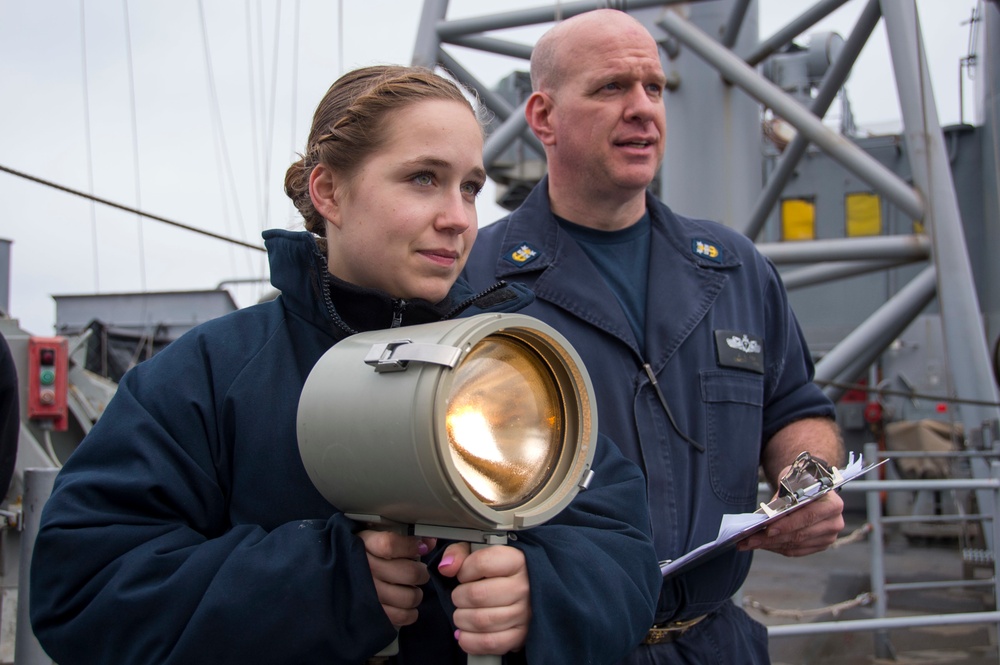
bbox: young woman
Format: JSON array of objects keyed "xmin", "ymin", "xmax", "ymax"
[{"xmin": 29, "ymin": 65, "xmax": 660, "ymax": 664}]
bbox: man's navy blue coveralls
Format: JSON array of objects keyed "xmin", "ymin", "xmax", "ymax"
[{"xmin": 464, "ymin": 179, "xmax": 836, "ymax": 664}]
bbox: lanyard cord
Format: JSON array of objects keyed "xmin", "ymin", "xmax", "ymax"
[{"xmin": 643, "ymin": 363, "xmax": 706, "ymax": 453}]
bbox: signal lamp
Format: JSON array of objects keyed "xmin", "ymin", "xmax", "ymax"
[{"xmin": 296, "ymin": 313, "xmax": 597, "ymax": 541}]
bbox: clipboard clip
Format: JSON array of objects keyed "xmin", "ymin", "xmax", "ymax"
[{"xmin": 756, "ymin": 451, "xmax": 841, "ymax": 517}]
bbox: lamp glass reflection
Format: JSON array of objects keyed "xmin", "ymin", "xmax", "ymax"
[{"xmin": 446, "ymin": 336, "xmax": 563, "ymax": 510}]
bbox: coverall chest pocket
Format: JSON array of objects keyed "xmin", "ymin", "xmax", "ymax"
[{"xmin": 701, "ymin": 370, "xmax": 764, "ymax": 506}]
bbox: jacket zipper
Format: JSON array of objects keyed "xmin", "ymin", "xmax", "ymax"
[
  {"xmin": 391, "ymin": 300, "xmax": 407, "ymax": 328},
  {"xmin": 442, "ymin": 280, "xmax": 509, "ymax": 320}
]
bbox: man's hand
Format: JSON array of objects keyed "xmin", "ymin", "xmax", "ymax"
[
  {"xmin": 737, "ymin": 489, "xmax": 845, "ymax": 556},
  {"xmin": 750, "ymin": 417, "xmax": 846, "ymax": 556},
  {"xmin": 438, "ymin": 542, "xmax": 532, "ymax": 655},
  {"xmin": 357, "ymin": 530, "xmax": 436, "ymax": 627}
]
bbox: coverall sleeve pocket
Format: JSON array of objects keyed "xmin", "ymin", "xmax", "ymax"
[{"xmin": 701, "ymin": 370, "xmax": 765, "ymax": 506}]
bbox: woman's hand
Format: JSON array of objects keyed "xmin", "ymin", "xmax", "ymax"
[
  {"xmin": 438, "ymin": 542, "xmax": 532, "ymax": 655},
  {"xmin": 357, "ymin": 530, "xmax": 436, "ymax": 626}
]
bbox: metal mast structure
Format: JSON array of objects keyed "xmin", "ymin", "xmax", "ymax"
[{"xmin": 410, "ymin": 0, "xmax": 1000, "ymax": 542}]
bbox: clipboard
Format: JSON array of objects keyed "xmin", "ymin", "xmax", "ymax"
[{"xmin": 659, "ymin": 452, "xmax": 887, "ymax": 579}]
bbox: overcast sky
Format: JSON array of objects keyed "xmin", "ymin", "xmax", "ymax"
[{"xmin": 0, "ymin": 0, "xmax": 980, "ymax": 337}]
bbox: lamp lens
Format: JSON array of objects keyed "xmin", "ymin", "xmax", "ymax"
[{"xmin": 445, "ymin": 336, "xmax": 563, "ymax": 509}]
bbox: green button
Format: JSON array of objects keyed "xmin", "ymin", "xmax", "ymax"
[{"xmin": 40, "ymin": 369, "xmax": 55, "ymax": 386}]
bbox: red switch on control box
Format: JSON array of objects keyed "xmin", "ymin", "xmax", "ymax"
[{"xmin": 28, "ymin": 336, "xmax": 69, "ymax": 431}]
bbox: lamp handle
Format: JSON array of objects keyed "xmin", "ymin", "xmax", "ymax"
[
  {"xmin": 358, "ymin": 518, "xmax": 408, "ymax": 663},
  {"xmin": 467, "ymin": 655, "xmax": 502, "ymax": 665},
  {"xmin": 362, "ymin": 527, "xmax": 510, "ymax": 664},
  {"xmin": 369, "ymin": 634, "xmax": 399, "ymax": 661},
  {"xmin": 465, "ymin": 540, "xmax": 507, "ymax": 665}
]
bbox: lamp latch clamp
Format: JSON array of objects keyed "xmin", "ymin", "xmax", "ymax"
[{"xmin": 364, "ymin": 340, "xmax": 462, "ymax": 373}]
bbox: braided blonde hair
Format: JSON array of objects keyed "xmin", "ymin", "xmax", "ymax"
[{"xmin": 283, "ymin": 65, "xmax": 481, "ymax": 252}]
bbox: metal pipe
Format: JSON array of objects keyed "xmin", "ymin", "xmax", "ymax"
[
  {"xmin": 483, "ymin": 98, "xmax": 533, "ymax": 168},
  {"xmin": 412, "ymin": 0, "xmax": 449, "ymax": 69},
  {"xmin": 758, "ymin": 235, "xmax": 930, "ymax": 264},
  {"xmin": 746, "ymin": 0, "xmax": 853, "ymax": 67},
  {"xmin": 781, "ymin": 259, "xmax": 912, "ymax": 291},
  {"xmin": 992, "ymin": 460, "xmax": 1000, "ymax": 664},
  {"xmin": 878, "ymin": 450, "xmax": 1000, "ymax": 459},
  {"xmin": 658, "ymin": 10, "xmax": 925, "ymax": 223},
  {"xmin": 880, "ymin": 513, "xmax": 992, "ymax": 525},
  {"xmin": 882, "ymin": 1, "xmax": 1000, "ymax": 556},
  {"xmin": 721, "ymin": 0, "xmax": 752, "ymax": 48},
  {"xmin": 815, "ymin": 266, "xmax": 936, "ymax": 396},
  {"xmin": 444, "ymin": 35, "xmax": 533, "ymax": 60},
  {"xmin": 842, "ymin": 478, "xmax": 1000, "ymax": 492},
  {"xmin": 882, "ymin": 0, "xmax": 1000, "ymax": 418},
  {"xmin": 437, "ymin": 49, "xmax": 514, "ymax": 119},
  {"xmin": 768, "ymin": 611, "xmax": 1000, "ymax": 638},
  {"xmin": 742, "ymin": 0, "xmax": 881, "ymax": 239},
  {"xmin": 864, "ymin": 442, "xmax": 894, "ymax": 658},
  {"xmin": 15, "ymin": 467, "xmax": 59, "ymax": 665},
  {"xmin": 882, "ymin": 0, "xmax": 999, "ymax": 412},
  {"xmin": 886, "ymin": 579, "xmax": 997, "ymax": 591},
  {"xmin": 434, "ymin": 0, "xmax": 680, "ymax": 39},
  {"xmin": 0, "ymin": 238, "xmax": 10, "ymax": 317},
  {"xmin": 436, "ymin": 48, "xmax": 546, "ymax": 161}
]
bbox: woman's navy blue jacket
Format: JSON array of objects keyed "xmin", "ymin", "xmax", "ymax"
[{"xmin": 29, "ymin": 229, "xmax": 660, "ymax": 664}]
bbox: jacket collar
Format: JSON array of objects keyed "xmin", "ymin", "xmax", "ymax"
[
  {"xmin": 263, "ymin": 229, "xmax": 533, "ymax": 336},
  {"xmin": 493, "ymin": 176, "xmax": 742, "ymax": 276},
  {"xmin": 485, "ymin": 177, "xmax": 743, "ymax": 365}
]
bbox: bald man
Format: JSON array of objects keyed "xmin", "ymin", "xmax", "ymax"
[{"xmin": 464, "ymin": 9, "xmax": 844, "ymax": 664}]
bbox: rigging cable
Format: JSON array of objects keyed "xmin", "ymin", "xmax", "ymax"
[
  {"xmin": 282, "ymin": 0, "xmax": 303, "ymax": 307},
  {"xmin": 0, "ymin": 163, "xmax": 265, "ymax": 253},
  {"xmin": 338, "ymin": 0, "xmax": 344, "ymax": 76},
  {"xmin": 121, "ymin": 0, "xmax": 147, "ymax": 291},
  {"xmin": 246, "ymin": 0, "xmax": 266, "ymax": 305},
  {"xmin": 290, "ymin": 0, "xmax": 301, "ymax": 194},
  {"xmin": 197, "ymin": 0, "xmax": 255, "ymax": 271},
  {"xmin": 79, "ymin": 0, "xmax": 100, "ymax": 292},
  {"xmin": 255, "ymin": 1, "xmax": 267, "ymax": 222},
  {"xmin": 261, "ymin": 2, "xmax": 283, "ymax": 251},
  {"xmin": 197, "ymin": 0, "xmax": 243, "ymax": 277},
  {"xmin": 245, "ymin": 0, "xmax": 263, "ymax": 230},
  {"xmin": 815, "ymin": 378, "xmax": 1000, "ymax": 409}
]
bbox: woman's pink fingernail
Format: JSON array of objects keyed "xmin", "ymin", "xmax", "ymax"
[
  {"xmin": 418, "ymin": 541, "xmax": 430, "ymax": 555},
  {"xmin": 454, "ymin": 629, "xmax": 461, "ymax": 641},
  {"xmin": 439, "ymin": 555, "xmax": 455, "ymax": 568}
]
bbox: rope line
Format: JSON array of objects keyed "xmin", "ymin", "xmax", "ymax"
[
  {"xmin": 79, "ymin": 0, "xmax": 100, "ymax": 291},
  {"xmin": 261, "ymin": 2, "xmax": 282, "ymax": 240},
  {"xmin": 0, "ymin": 163, "xmax": 265, "ymax": 252},
  {"xmin": 199, "ymin": 0, "xmax": 255, "ymax": 270},
  {"xmin": 198, "ymin": 0, "xmax": 239, "ymax": 274},
  {"xmin": 817, "ymin": 379, "xmax": 1000, "ymax": 409},
  {"xmin": 743, "ymin": 591, "xmax": 874, "ymax": 620},
  {"xmin": 743, "ymin": 524, "xmax": 874, "ymax": 619},
  {"xmin": 830, "ymin": 522, "xmax": 873, "ymax": 549},
  {"xmin": 121, "ymin": 0, "xmax": 147, "ymax": 290}
]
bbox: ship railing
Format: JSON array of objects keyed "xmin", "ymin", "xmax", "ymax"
[{"xmin": 763, "ymin": 439, "xmax": 1000, "ymax": 662}]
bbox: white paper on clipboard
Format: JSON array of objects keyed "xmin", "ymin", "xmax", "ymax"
[{"xmin": 659, "ymin": 452, "xmax": 886, "ymax": 579}]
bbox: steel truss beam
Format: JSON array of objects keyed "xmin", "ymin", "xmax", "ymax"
[{"xmin": 412, "ymin": 1, "xmax": 1000, "ymax": 543}]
